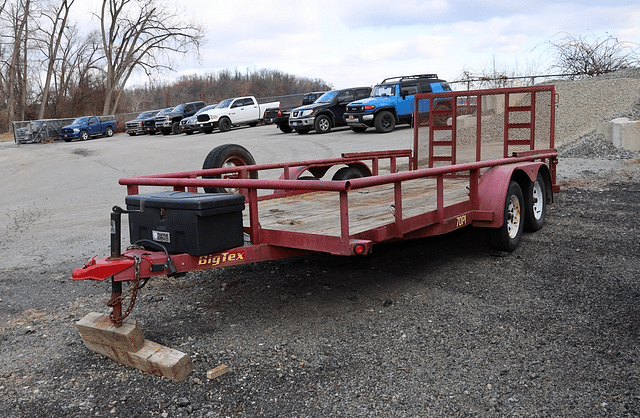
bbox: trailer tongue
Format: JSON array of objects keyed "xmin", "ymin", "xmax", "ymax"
[{"xmin": 72, "ymin": 86, "xmax": 559, "ymax": 380}]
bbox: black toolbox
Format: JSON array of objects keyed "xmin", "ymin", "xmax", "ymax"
[{"xmin": 125, "ymin": 191, "xmax": 245, "ymax": 255}]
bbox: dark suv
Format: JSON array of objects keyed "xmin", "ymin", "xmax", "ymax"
[
  {"xmin": 288, "ymin": 87, "xmax": 371, "ymax": 134},
  {"xmin": 344, "ymin": 74, "xmax": 451, "ymax": 133},
  {"xmin": 155, "ymin": 101, "xmax": 207, "ymax": 135}
]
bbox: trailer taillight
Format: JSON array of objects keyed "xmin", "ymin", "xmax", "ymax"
[{"xmin": 353, "ymin": 243, "xmax": 366, "ymax": 255}]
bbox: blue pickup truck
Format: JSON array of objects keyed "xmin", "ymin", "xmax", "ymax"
[
  {"xmin": 343, "ymin": 74, "xmax": 452, "ymax": 133},
  {"xmin": 60, "ymin": 116, "xmax": 117, "ymax": 142}
]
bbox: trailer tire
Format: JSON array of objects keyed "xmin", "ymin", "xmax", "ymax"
[
  {"xmin": 374, "ymin": 111, "xmax": 395, "ymax": 133},
  {"xmin": 487, "ymin": 181, "xmax": 524, "ymax": 252},
  {"xmin": 332, "ymin": 167, "xmax": 364, "ymax": 181},
  {"xmin": 218, "ymin": 117, "xmax": 231, "ymax": 133},
  {"xmin": 202, "ymin": 144, "xmax": 258, "ymax": 193},
  {"xmin": 278, "ymin": 123, "xmax": 292, "ymax": 133},
  {"xmin": 524, "ymin": 172, "xmax": 546, "ymax": 232}
]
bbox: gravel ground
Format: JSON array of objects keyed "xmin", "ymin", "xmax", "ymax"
[{"xmin": 2, "ymin": 71, "xmax": 640, "ymax": 417}]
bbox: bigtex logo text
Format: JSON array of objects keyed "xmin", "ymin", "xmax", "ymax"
[{"xmin": 198, "ymin": 250, "xmax": 245, "ymax": 266}]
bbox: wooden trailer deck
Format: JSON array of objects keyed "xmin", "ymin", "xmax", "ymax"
[{"xmin": 246, "ymin": 177, "xmax": 470, "ymax": 237}]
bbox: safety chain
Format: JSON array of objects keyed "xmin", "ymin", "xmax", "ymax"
[{"xmin": 107, "ymin": 255, "xmax": 142, "ymax": 325}]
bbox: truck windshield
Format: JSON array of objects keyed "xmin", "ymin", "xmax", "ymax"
[
  {"xmin": 216, "ymin": 99, "xmax": 233, "ymax": 109},
  {"xmin": 371, "ymin": 85, "xmax": 396, "ymax": 97},
  {"xmin": 316, "ymin": 91, "xmax": 339, "ymax": 103},
  {"xmin": 72, "ymin": 117, "xmax": 89, "ymax": 125}
]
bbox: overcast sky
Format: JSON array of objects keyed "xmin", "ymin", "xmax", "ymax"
[{"xmin": 73, "ymin": 0, "xmax": 640, "ymax": 90}]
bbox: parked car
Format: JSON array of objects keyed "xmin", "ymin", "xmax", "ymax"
[
  {"xmin": 344, "ymin": 74, "xmax": 452, "ymax": 133},
  {"xmin": 178, "ymin": 104, "xmax": 218, "ymax": 135},
  {"xmin": 144, "ymin": 107, "xmax": 171, "ymax": 135},
  {"xmin": 155, "ymin": 101, "xmax": 207, "ymax": 135},
  {"xmin": 288, "ymin": 87, "xmax": 371, "ymax": 134},
  {"xmin": 60, "ymin": 116, "xmax": 117, "ymax": 142},
  {"xmin": 125, "ymin": 110, "xmax": 160, "ymax": 136},
  {"xmin": 196, "ymin": 96, "xmax": 280, "ymax": 133},
  {"xmin": 263, "ymin": 92, "xmax": 325, "ymax": 133}
]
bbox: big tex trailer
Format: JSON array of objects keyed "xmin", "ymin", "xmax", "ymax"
[{"xmin": 72, "ymin": 86, "xmax": 559, "ymax": 380}]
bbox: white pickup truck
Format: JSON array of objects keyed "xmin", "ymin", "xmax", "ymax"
[{"xmin": 196, "ymin": 96, "xmax": 280, "ymax": 133}]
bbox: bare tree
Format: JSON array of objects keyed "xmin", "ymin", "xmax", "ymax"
[
  {"xmin": 98, "ymin": 0, "xmax": 204, "ymax": 115},
  {"xmin": 34, "ymin": 0, "xmax": 74, "ymax": 119},
  {"xmin": 548, "ymin": 32, "xmax": 640, "ymax": 78},
  {"xmin": 0, "ymin": 0, "xmax": 31, "ymax": 129}
]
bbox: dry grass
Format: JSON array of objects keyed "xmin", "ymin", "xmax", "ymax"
[{"xmin": 0, "ymin": 132, "xmax": 14, "ymax": 142}]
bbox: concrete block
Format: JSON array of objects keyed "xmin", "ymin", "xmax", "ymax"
[{"xmin": 596, "ymin": 117, "xmax": 640, "ymax": 152}]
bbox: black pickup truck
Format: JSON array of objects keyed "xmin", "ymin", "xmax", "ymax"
[
  {"xmin": 154, "ymin": 101, "xmax": 207, "ymax": 135},
  {"xmin": 263, "ymin": 92, "xmax": 325, "ymax": 133}
]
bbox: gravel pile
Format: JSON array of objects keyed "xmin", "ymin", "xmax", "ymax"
[{"xmin": 2, "ymin": 70, "xmax": 640, "ymax": 418}]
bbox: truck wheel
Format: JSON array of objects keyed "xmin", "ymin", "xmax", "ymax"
[
  {"xmin": 105, "ymin": 126, "xmax": 114, "ymax": 137},
  {"xmin": 218, "ymin": 117, "xmax": 231, "ymax": 132},
  {"xmin": 172, "ymin": 122, "xmax": 180, "ymax": 135},
  {"xmin": 202, "ymin": 144, "xmax": 258, "ymax": 193},
  {"xmin": 374, "ymin": 111, "xmax": 395, "ymax": 133},
  {"xmin": 524, "ymin": 172, "xmax": 546, "ymax": 232},
  {"xmin": 487, "ymin": 181, "xmax": 524, "ymax": 252},
  {"xmin": 128, "ymin": 132, "xmax": 136, "ymax": 136},
  {"xmin": 202, "ymin": 127, "xmax": 213, "ymax": 134},
  {"xmin": 295, "ymin": 129, "xmax": 310, "ymax": 135},
  {"xmin": 278, "ymin": 124, "xmax": 293, "ymax": 133},
  {"xmin": 332, "ymin": 167, "xmax": 364, "ymax": 181},
  {"xmin": 315, "ymin": 115, "xmax": 332, "ymax": 134},
  {"xmin": 161, "ymin": 129, "xmax": 171, "ymax": 135},
  {"xmin": 80, "ymin": 130, "xmax": 89, "ymax": 141}
]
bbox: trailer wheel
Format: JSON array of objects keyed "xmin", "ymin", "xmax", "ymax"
[
  {"xmin": 202, "ymin": 144, "xmax": 258, "ymax": 193},
  {"xmin": 105, "ymin": 126, "xmax": 114, "ymax": 137},
  {"xmin": 80, "ymin": 130, "xmax": 89, "ymax": 141},
  {"xmin": 315, "ymin": 115, "xmax": 332, "ymax": 134},
  {"xmin": 218, "ymin": 117, "xmax": 232, "ymax": 132},
  {"xmin": 487, "ymin": 181, "xmax": 524, "ymax": 252},
  {"xmin": 374, "ymin": 111, "xmax": 395, "ymax": 133},
  {"xmin": 524, "ymin": 172, "xmax": 546, "ymax": 232},
  {"xmin": 278, "ymin": 123, "xmax": 292, "ymax": 133},
  {"xmin": 332, "ymin": 167, "xmax": 364, "ymax": 181}
]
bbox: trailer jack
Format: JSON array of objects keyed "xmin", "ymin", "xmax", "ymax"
[{"xmin": 74, "ymin": 206, "xmax": 194, "ymax": 381}]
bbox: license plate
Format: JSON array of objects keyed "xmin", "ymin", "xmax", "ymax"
[{"xmin": 348, "ymin": 115, "xmax": 355, "ymax": 120}]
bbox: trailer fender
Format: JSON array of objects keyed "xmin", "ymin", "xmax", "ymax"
[{"xmin": 475, "ymin": 162, "xmax": 546, "ymax": 228}]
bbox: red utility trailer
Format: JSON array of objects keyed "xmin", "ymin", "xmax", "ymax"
[{"xmin": 72, "ymin": 86, "xmax": 559, "ymax": 379}]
